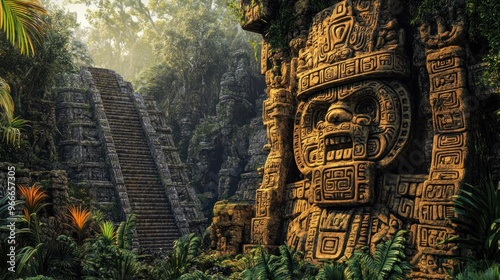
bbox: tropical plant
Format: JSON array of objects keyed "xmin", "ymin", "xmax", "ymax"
[
  {"xmin": 106, "ymin": 249, "xmax": 142, "ymax": 280},
  {"xmin": 66, "ymin": 205, "xmax": 92, "ymax": 245},
  {"xmin": 240, "ymin": 247, "xmax": 290, "ymax": 280},
  {"xmin": 17, "ymin": 184, "xmax": 49, "ymax": 246},
  {"xmin": 443, "ymin": 180, "xmax": 500, "ymax": 261},
  {"xmin": 0, "ymin": 0, "xmax": 48, "ymax": 147},
  {"xmin": 454, "ymin": 262, "xmax": 500, "ymax": 280},
  {"xmin": 178, "ymin": 270, "xmax": 214, "ymax": 280},
  {"xmin": 18, "ymin": 184, "xmax": 49, "ymax": 221},
  {"xmin": 0, "ymin": 78, "xmax": 29, "ymax": 147},
  {"xmin": 14, "ymin": 184, "xmax": 52, "ymax": 277},
  {"xmin": 345, "ymin": 230, "xmax": 411, "ymax": 280},
  {"xmin": 116, "ymin": 213, "xmax": 136, "ymax": 250},
  {"xmin": 99, "ymin": 220, "xmax": 116, "ymax": 243},
  {"xmin": 156, "ymin": 233, "xmax": 202, "ymax": 279},
  {"xmin": 240, "ymin": 245, "xmax": 307, "ymax": 280},
  {"xmin": 0, "ymin": 0, "xmax": 48, "ymax": 56},
  {"xmin": 16, "ymin": 235, "xmax": 81, "ymax": 279},
  {"xmin": 317, "ymin": 262, "xmax": 347, "ymax": 280}
]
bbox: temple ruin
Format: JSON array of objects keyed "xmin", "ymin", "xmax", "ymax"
[{"xmin": 210, "ymin": 1, "xmax": 498, "ymax": 279}]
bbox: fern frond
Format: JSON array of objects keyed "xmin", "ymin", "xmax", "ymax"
[
  {"xmin": 346, "ymin": 254, "xmax": 364, "ymax": 280},
  {"xmin": 317, "ymin": 262, "xmax": 347, "ymax": 280},
  {"xmin": 117, "ymin": 213, "xmax": 136, "ymax": 249},
  {"xmin": 373, "ymin": 230, "xmax": 407, "ymax": 279}
]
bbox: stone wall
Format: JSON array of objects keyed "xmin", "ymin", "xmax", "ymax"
[
  {"xmin": 55, "ymin": 68, "xmax": 206, "ymax": 234},
  {"xmin": 0, "ymin": 163, "xmax": 71, "ymax": 241},
  {"xmin": 55, "ymin": 74, "xmax": 126, "ymax": 221}
]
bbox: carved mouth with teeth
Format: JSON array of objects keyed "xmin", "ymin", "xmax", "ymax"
[{"xmin": 325, "ymin": 133, "xmax": 353, "ymax": 161}]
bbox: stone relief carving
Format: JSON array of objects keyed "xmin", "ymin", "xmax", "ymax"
[{"xmin": 217, "ymin": 0, "xmax": 484, "ymax": 279}]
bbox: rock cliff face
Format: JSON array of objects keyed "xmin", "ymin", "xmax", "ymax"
[{"xmin": 186, "ymin": 51, "xmax": 267, "ymax": 215}]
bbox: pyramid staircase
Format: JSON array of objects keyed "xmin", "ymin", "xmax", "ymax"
[{"xmin": 88, "ymin": 67, "xmax": 181, "ymax": 250}]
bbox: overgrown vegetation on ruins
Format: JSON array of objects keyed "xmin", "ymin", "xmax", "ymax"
[
  {"xmin": 1, "ymin": 182, "xmax": 498, "ymax": 279},
  {"xmin": 1, "ymin": 0, "xmax": 500, "ymax": 279}
]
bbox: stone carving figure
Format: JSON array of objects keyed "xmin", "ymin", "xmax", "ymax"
[{"xmin": 230, "ymin": 0, "xmax": 473, "ymax": 278}]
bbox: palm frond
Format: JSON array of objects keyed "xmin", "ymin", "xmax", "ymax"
[
  {"xmin": 317, "ymin": 262, "xmax": 347, "ymax": 280},
  {"xmin": 0, "ymin": 77, "xmax": 13, "ymax": 119},
  {"xmin": 279, "ymin": 245, "xmax": 295, "ymax": 274},
  {"xmin": 178, "ymin": 270, "xmax": 211, "ymax": 280},
  {"xmin": 17, "ymin": 242, "xmax": 45, "ymax": 275},
  {"xmin": 445, "ymin": 181, "xmax": 500, "ymax": 261},
  {"xmin": 345, "ymin": 254, "xmax": 364, "ymax": 280},
  {"xmin": 109, "ymin": 249, "xmax": 140, "ymax": 280},
  {"xmin": 455, "ymin": 262, "xmax": 500, "ymax": 280},
  {"xmin": 2, "ymin": 115, "xmax": 29, "ymax": 147},
  {"xmin": 0, "ymin": 0, "xmax": 48, "ymax": 56},
  {"xmin": 117, "ymin": 213, "xmax": 136, "ymax": 249},
  {"xmin": 373, "ymin": 230, "xmax": 408, "ymax": 279}
]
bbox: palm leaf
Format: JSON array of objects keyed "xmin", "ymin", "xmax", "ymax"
[
  {"xmin": 317, "ymin": 262, "xmax": 347, "ymax": 280},
  {"xmin": 186, "ymin": 233, "xmax": 201, "ymax": 260},
  {"xmin": 2, "ymin": 115, "xmax": 29, "ymax": 147},
  {"xmin": 0, "ymin": 77, "xmax": 13, "ymax": 119},
  {"xmin": 373, "ymin": 230, "xmax": 408, "ymax": 279},
  {"xmin": 117, "ymin": 213, "xmax": 136, "ymax": 249},
  {"xmin": 0, "ymin": 77, "xmax": 28, "ymax": 147},
  {"xmin": 279, "ymin": 245, "xmax": 295, "ymax": 275},
  {"xmin": 0, "ymin": 0, "xmax": 48, "ymax": 57},
  {"xmin": 345, "ymin": 254, "xmax": 364, "ymax": 280},
  {"xmin": 256, "ymin": 247, "xmax": 271, "ymax": 280},
  {"xmin": 446, "ymin": 181, "xmax": 500, "ymax": 261},
  {"xmin": 178, "ymin": 270, "xmax": 211, "ymax": 280},
  {"xmin": 17, "ymin": 242, "xmax": 45, "ymax": 275}
]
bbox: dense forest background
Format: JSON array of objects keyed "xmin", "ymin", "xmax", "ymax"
[{"xmin": 1, "ymin": 0, "xmax": 263, "ymax": 167}]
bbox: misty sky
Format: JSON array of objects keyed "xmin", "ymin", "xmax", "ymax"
[{"xmin": 51, "ymin": 1, "xmax": 90, "ymax": 26}]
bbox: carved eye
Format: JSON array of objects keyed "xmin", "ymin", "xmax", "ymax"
[
  {"xmin": 355, "ymin": 97, "xmax": 379, "ymax": 123},
  {"xmin": 312, "ymin": 105, "xmax": 329, "ymax": 129}
]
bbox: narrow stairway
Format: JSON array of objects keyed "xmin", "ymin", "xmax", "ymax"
[{"xmin": 88, "ymin": 67, "xmax": 181, "ymax": 251}]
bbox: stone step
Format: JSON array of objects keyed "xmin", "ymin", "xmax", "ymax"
[
  {"xmin": 136, "ymin": 217, "xmax": 177, "ymax": 223},
  {"xmin": 136, "ymin": 222, "xmax": 179, "ymax": 228},
  {"xmin": 112, "ymin": 139, "xmax": 149, "ymax": 146},
  {"xmin": 101, "ymin": 99, "xmax": 136, "ymax": 106},
  {"xmin": 136, "ymin": 232, "xmax": 180, "ymax": 238},
  {"xmin": 120, "ymin": 162, "xmax": 157, "ymax": 169},
  {"xmin": 104, "ymin": 110, "xmax": 136, "ymax": 115},
  {"xmin": 123, "ymin": 176, "xmax": 160, "ymax": 182},
  {"xmin": 120, "ymin": 167, "xmax": 158, "ymax": 174},
  {"xmin": 125, "ymin": 190, "xmax": 166, "ymax": 199},
  {"xmin": 137, "ymin": 241, "xmax": 177, "ymax": 250},
  {"xmin": 115, "ymin": 146, "xmax": 151, "ymax": 152},
  {"xmin": 89, "ymin": 67, "xmax": 182, "ymax": 252},
  {"xmin": 132, "ymin": 209, "xmax": 174, "ymax": 214},
  {"xmin": 100, "ymin": 95, "xmax": 134, "ymax": 102},
  {"xmin": 123, "ymin": 174, "xmax": 161, "ymax": 180}
]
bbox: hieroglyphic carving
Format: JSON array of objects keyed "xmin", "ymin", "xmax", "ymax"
[
  {"xmin": 296, "ymin": 0, "xmax": 409, "ymax": 98},
  {"xmin": 413, "ymin": 15, "xmax": 468, "ymax": 279},
  {"xmin": 235, "ymin": 1, "xmax": 473, "ymax": 278}
]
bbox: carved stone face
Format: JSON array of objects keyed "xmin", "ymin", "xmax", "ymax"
[
  {"xmin": 294, "ymin": 80, "xmax": 410, "ymax": 173},
  {"xmin": 293, "ymin": 80, "xmax": 411, "ymax": 205}
]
